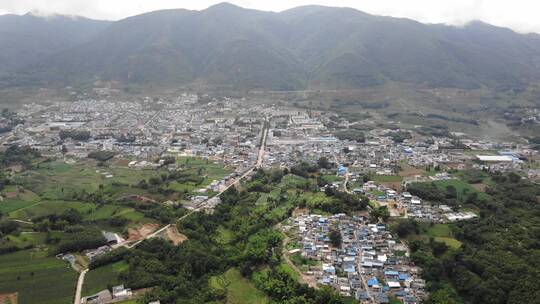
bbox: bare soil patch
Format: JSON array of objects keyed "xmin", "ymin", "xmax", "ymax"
[
  {"xmin": 471, "ymin": 183, "xmax": 487, "ymax": 192},
  {"xmin": 381, "ymin": 181, "xmax": 402, "ymax": 191},
  {"xmin": 121, "ymin": 194, "xmax": 158, "ymax": 204},
  {"xmin": 292, "ymin": 207, "xmax": 309, "ymax": 217},
  {"xmin": 166, "ymin": 226, "xmax": 188, "ymax": 245},
  {"xmin": 127, "ymin": 223, "xmax": 160, "ymax": 242},
  {"xmin": 0, "ymin": 293, "xmax": 18, "ymax": 304},
  {"xmin": 399, "ymin": 166, "xmax": 424, "ymax": 177}
]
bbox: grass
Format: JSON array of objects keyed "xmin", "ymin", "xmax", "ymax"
[
  {"xmin": 427, "ymin": 224, "xmax": 462, "ymax": 249},
  {"xmin": 9, "ymin": 200, "xmax": 95, "ymax": 220},
  {"xmin": 84, "ymin": 205, "xmax": 145, "ymax": 222},
  {"xmin": 320, "ymin": 175, "xmax": 342, "ymax": 184},
  {"xmin": 433, "ymin": 179, "xmax": 491, "ymax": 201},
  {"xmin": 1, "ymin": 232, "xmax": 48, "ymax": 248},
  {"xmin": 372, "ymin": 175, "xmax": 403, "ymax": 183},
  {"xmin": 210, "ymin": 268, "xmax": 269, "ymax": 304},
  {"xmin": 368, "ymin": 201, "xmax": 380, "ymax": 209},
  {"xmin": 82, "ymin": 261, "xmax": 127, "ymax": 297},
  {"xmin": 13, "ymin": 161, "xmax": 165, "ymax": 200},
  {"xmin": 177, "ymin": 157, "xmax": 233, "ymax": 186},
  {"xmin": 278, "ymin": 263, "xmax": 300, "ymax": 282},
  {"xmin": 0, "ymin": 249, "xmax": 77, "ymax": 304},
  {"xmin": 215, "ymin": 226, "xmax": 234, "ymax": 244},
  {"xmin": 0, "ymin": 187, "xmax": 41, "ymax": 214}
]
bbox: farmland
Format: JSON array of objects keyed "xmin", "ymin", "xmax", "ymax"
[
  {"xmin": 210, "ymin": 268, "xmax": 269, "ymax": 304},
  {"xmin": 432, "ymin": 179, "xmax": 491, "ymax": 201},
  {"xmin": 0, "ymin": 249, "xmax": 77, "ymax": 304},
  {"xmin": 426, "ymin": 224, "xmax": 462, "ymax": 249},
  {"xmin": 82, "ymin": 261, "xmax": 127, "ymax": 297}
]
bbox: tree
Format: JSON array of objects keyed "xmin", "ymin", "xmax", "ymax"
[
  {"xmin": 446, "ymin": 185, "xmax": 458, "ymax": 199},
  {"xmin": 324, "ymin": 186, "xmax": 335, "ymax": 197},
  {"xmin": 317, "ymin": 157, "xmax": 332, "ymax": 169},
  {"xmin": 329, "ymin": 229, "xmax": 342, "ymax": 248}
]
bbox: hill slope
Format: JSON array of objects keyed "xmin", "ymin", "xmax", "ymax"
[
  {"xmin": 4, "ymin": 3, "xmax": 540, "ymax": 90},
  {"xmin": 0, "ymin": 13, "xmax": 111, "ymax": 76}
]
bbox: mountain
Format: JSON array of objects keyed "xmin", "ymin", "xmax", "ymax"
[
  {"xmin": 3, "ymin": 3, "xmax": 540, "ymax": 90},
  {"xmin": 0, "ymin": 13, "xmax": 111, "ymax": 76}
]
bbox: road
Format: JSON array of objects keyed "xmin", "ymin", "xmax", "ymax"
[
  {"xmin": 129, "ymin": 117, "xmax": 270, "ymax": 247},
  {"xmin": 74, "ymin": 118, "xmax": 271, "ymax": 304},
  {"xmin": 73, "ymin": 269, "xmax": 88, "ymax": 304},
  {"xmin": 355, "ymin": 227, "xmax": 376, "ymax": 304},
  {"xmin": 343, "ymin": 172, "xmax": 351, "ymax": 194}
]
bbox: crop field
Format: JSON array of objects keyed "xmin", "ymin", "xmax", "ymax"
[
  {"xmin": 432, "ymin": 179, "xmax": 491, "ymax": 201},
  {"xmin": 210, "ymin": 268, "xmax": 269, "ymax": 304},
  {"xmin": 13, "ymin": 161, "xmax": 165, "ymax": 200},
  {"xmin": 177, "ymin": 157, "xmax": 233, "ymax": 185},
  {"xmin": 1, "ymin": 232, "xmax": 47, "ymax": 247},
  {"xmin": 9, "ymin": 200, "xmax": 95, "ymax": 220},
  {"xmin": 82, "ymin": 261, "xmax": 127, "ymax": 297},
  {"xmin": 0, "ymin": 186, "xmax": 40, "ymax": 214},
  {"xmin": 372, "ymin": 175, "xmax": 403, "ymax": 183},
  {"xmin": 427, "ymin": 224, "xmax": 462, "ymax": 249},
  {"xmin": 84, "ymin": 205, "xmax": 144, "ymax": 222},
  {"xmin": 0, "ymin": 249, "xmax": 77, "ymax": 304}
]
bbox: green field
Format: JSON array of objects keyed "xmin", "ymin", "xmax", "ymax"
[
  {"xmin": 177, "ymin": 157, "xmax": 233, "ymax": 185},
  {"xmin": 0, "ymin": 187, "xmax": 41, "ymax": 214},
  {"xmin": 82, "ymin": 261, "xmax": 127, "ymax": 297},
  {"xmin": 427, "ymin": 224, "xmax": 462, "ymax": 249},
  {"xmin": 215, "ymin": 226, "xmax": 234, "ymax": 244},
  {"xmin": 0, "ymin": 249, "xmax": 77, "ymax": 304},
  {"xmin": 1, "ymin": 232, "xmax": 47, "ymax": 247},
  {"xmin": 9, "ymin": 200, "xmax": 95, "ymax": 220},
  {"xmin": 84, "ymin": 205, "xmax": 144, "ymax": 222},
  {"xmin": 13, "ymin": 161, "xmax": 164, "ymax": 200},
  {"xmin": 433, "ymin": 179, "xmax": 490, "ymax": 201},
  {"xmin": 210, "ymin": 268, "xmax": 269, "ymax": 304},
  {"xmin": 372, "ymin": 175, "xmax": 403, "ymax": 183}
]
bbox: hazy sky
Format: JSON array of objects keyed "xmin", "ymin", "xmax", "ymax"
[{"xmin": 1, "ymin": 0, "xmax": 539, "ymax": 34}]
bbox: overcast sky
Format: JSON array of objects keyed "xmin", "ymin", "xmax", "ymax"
[{"xmin": 1, "ymin": 0, "xmax": 539, "ymax": 34}]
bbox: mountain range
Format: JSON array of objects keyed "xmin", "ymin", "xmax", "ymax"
[{"xmin": 2, "ymin": 3, "xmax": 540, "ymax": 91}]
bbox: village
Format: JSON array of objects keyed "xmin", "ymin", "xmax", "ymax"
[{"xmin": 283, "ymin": 213, "xmax": 426, "ymax": 304}]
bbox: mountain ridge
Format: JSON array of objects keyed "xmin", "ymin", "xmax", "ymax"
[{"xmin": 2, "ymin": 3, "xmax": 540, "ymax": 91}]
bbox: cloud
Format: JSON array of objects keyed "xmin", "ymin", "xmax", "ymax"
[{"xmin": 1, "ymin": 0, "xmax": 540, "ymax": 33}]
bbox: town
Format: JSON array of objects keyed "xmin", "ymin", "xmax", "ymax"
[{"xmin": 0, "ymin": 93, "xmax": 539, "ymax": 304}]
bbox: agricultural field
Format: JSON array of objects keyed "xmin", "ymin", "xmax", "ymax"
[
  {"xmin": 1, "ymin": 232, "xmax": 47, "ymax": 248},
  {"xmin": 0, "ymin": 186, "xmax": 41, "ymax": 214},
  {"xmin": 9, "ymin": 200, "xmax": 95, "ymax": 221},
  {"xmin": 0, "ymin": 249, "xmax": 77, "ymax": 304},
  {"xmin": 432, "ymin": 179, "xmax": 491, "ymax": 201},
  {"xmin": 210, "ymin": 268, "xmax": 269, "ymax": 304},
  {"xmin": 426, "ymin": 224, "xmax": 462, "ymax": 249},
  {"xmin": 82, "ymin": 261, "xmax": 127, "ymax": 297},
  {"xmin": 372, "ymin": 175, "xmax": 403, "ymax": 183},
  {"xmin": 177, "ymin": 157, "xmax": 233, "ymax": 185},
  {"xmin": 12, "ymin": 161, "xmax": 165, "ymax": 200}
]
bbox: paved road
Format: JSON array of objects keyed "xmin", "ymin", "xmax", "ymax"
[
  {"xmin": 128, "ymin": 117, "xmax": 270, "ymax": 248},
  {"xmin": 75, "ymin": 117, "xmax": 271, "ymax": 303},
  {"xmin": 73, "ymin": 269, "xmax": 88, "ymax": 304}
]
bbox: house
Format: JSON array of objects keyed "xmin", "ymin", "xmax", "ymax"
[
  {"xmin": 102, "ymin": 231, "xmax": 121, "ymax": 245},
  {"xmin": 367, "ymin": 277, "xmax": 379, "ymax": 288},
  {"xmin": 111, "ymin": 285, "xmax": 132, "ymax": 299}
]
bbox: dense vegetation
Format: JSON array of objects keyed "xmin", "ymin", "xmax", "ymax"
[
  {"xmin": 110, "ymin": 169, "xmax": 359, "ymax": 303},
  {"xmin": 400, "ymin": 173, "xmax": 540, "ymax": 304},
  {"xmin": 59, "ymin": 130, "xmax": 91, "ymax": 141},
  {"xmin": 334, "ymin": 129, "xmax": 366, "ymax": 143}
]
